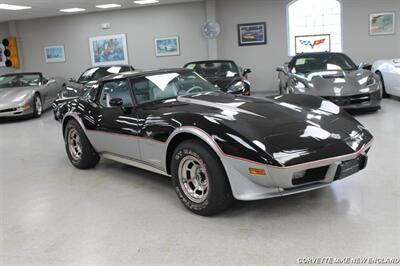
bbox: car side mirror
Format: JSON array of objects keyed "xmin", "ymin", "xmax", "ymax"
[
  {"xmin": 359, "ymin": 62, "xmax": 372, "ymax": 70},
  {"xmin": 243, "ymin": 68, "xmax": 252, "ymax": 75},
  {"xmin": 69, "ymin": 78, "xmax": 76, "ymax": 82},
  {"xmin": 109, "ymin": 98, "xmax": 123, "ymax": 107},
  {"xmin": 277, "ymin": 65, "xmax": 289, "ymax": 73}
]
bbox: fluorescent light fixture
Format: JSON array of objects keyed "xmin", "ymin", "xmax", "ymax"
[
  {"xmin": 59, "ymin": 8, "xmax": 86, "ymax": 13},
  {"xmin": 96, "ymin": 3, "xmax": 121, "ymax": 9},
  {"xmin": 0, "ymin": 4, "xmax": 32, "ymax": 10},
  {"xmin": 134, "ymin": 0, "xmax": 159, "ymax": 5}
]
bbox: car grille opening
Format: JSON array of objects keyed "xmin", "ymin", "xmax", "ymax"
[
  {"xmin": 0, "ymin": 108, "xmax": 18, "ymax": 113},
  {"xmin": 334, "ymin": 155, "xmax": 367, "ymax": 181},
  {"xmin": 322, "ymin": 94, "xmax": 371, "ymax": 106},
  {"xmin": 292, "ymin": 165, "xmax": 329, "ymax": 185}
]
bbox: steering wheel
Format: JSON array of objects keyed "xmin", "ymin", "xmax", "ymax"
[{"xmin": 186, "ymin": 86, "xmax": 204, "ymax": 94}]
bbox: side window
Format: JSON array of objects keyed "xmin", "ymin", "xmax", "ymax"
[
  {"xmin": 99, "ymin": 80, "xmax": 133, "ymax": 107},
  {"xmin": 131, "ymin": 78, "xmax": 151, "ymax": 104},
  {"xmin": 131, "ymin": 77, "xmax": 178, "ymax": 105}
]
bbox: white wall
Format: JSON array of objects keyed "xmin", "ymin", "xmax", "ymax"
[
  {"xmin": 216, "ymin": 0, "xmax": 290, "ymax": 92},
  {"xmin": 216, "ymin": 0, "xmax": 400, "ymax": 92},
  {"xmin": 342, "ymin": 0, "xmax": 400, "ymax": 63},
  {"xmin": 16, "ymin": 2, "xmax": 208, "ymax": 79},
  {"xmin": 0, "ymin": 22, "xmax": 8, "ymax": 39},
  {"xmin": 3, "ymin": 0, "xmax": 400, "ymax": 91}
]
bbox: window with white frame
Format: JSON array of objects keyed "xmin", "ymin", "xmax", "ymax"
[{"xmin": 287, "ymin": 0, "xmax": 342, "ymax": 56}]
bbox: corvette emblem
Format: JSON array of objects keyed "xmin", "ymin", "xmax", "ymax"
[{"xmin": 299, "ymin": 38, "xmax": 326, "ymax": 48}]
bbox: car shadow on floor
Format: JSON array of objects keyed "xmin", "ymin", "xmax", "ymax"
[
  {"xmin": 0, "ymin": 110, "xmax": 53, "ymax": 124},
  {"xmin": 0, "ymin": 115, "xmax": 33, "ymax": 124},
  {"xmin": 346, "ymin": 109, "xmax": 380, "ymax": 116},
  {"xmin": 95, "ymin": 158, "xmax": 348, "ymax": 218}
]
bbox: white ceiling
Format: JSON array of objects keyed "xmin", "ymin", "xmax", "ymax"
[{"xmin": 0, "ymin": 0, "xmax": 202, "ymax": 23}]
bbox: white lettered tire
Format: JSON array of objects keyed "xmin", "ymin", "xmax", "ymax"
[{"xmin": 171, "ymin": 139, "xmax": 233, "ymax": 216}]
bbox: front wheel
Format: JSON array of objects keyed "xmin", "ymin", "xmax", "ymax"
[
  {"xmin": 376, "ymin": 72, "xmax": 390, "ymax": 98},
  {"xmin": 64, "ymin": 119, "xmax": 100, "ymax": 169},
  {"xmin": 171, "ymin": 140, "xmax": 233, "ymax": 216},
  {"xmin": 32, "ymin": 94, "xmax": 43, "ymax": 118}
]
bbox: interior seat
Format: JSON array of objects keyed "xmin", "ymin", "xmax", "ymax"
[{"xmin": 149, "ymin": 83, "xmax": 178, "ymax": 101}]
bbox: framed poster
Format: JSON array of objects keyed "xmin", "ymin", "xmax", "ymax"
[
  {"xmin": 295, "ymin": 34, "xmax": 331, "ymax": 54},
  {"xmin": 154, "ymin": 36, "xmax": 180, "ymax": 57},
  {"xmin": 89, "ymin": 34, "xmax": 129, "ymax": 66},
  {"xmin": 44, "ymin": 45, "xmax": 66, "ymax": 63},
  {"xmin": 237, "ymin": 22, "xmax": 267, "ymax": 46},
  {"xmin": 369, "ymin": 12, "xmax": 396, "ymax": 35},
  {"xmin": 0, "ymin": 43, "xmax": 5, "ymax": 67}
]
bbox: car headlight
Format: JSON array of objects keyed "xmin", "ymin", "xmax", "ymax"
[
  {"xmin": 366, "ymin": 75, "xmax": 377, "ymax": 87},
  {"xmin": 18, "ymin": 103, "xmax": 31, "ymax": 111},
  {"xmin": 228, "ymin": 81, "xmax": 244, "ymax": 92},
  {"xmin": 290, "ymin": 79, "xmax": 307, "ymax": 92},
  {"xmin": 294, "ymin": 80, "xmax": 306, "ymax": 89}
]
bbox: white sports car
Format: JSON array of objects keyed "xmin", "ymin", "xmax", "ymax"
[{"xmin": 372, "ymin": 59, "xmax": 400, "ymax": 97}]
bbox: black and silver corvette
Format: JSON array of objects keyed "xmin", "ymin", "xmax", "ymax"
[
  {"xmin": 277, "ymin": 52, "xmax": 382, "ymax": 110},
  {"xmin": 54, "ymin": 69, "xmax": 373, "ymax": 215}
]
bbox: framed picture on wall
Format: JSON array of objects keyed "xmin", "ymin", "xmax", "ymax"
[
  {"xmin": 154, "ymin": 36, "xmax": 180, "ymax": 57},
  {"xmin": 43, "ymin": 45, "xmax": 66, "ymax": 63},
  {"xmin": 0, "ymin": 43, "xmax": 5, "ymax": 67},
  {"xmin": 89, "ymin": 34, "xmax": 129, "ymax": 66},
  {"xmin": 295, "ymin": 34, "xmax": 331, "ymax": 54},
  {"xmin": 369, "ymin": 12, "xmax": 396, "ymax": 35},
  {"xmin": 237, "ymin": 22, "xmax": 267, "ymax": 46}
]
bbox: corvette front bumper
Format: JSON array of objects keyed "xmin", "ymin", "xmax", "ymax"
[
  {"xmin": 221, "ymin": 139, "xmax": 372, "ymax": 201},
  {"xmin": 322, "ymin": 90, "xmax": 381, "ymax": 110},
  {"xmin": 0, "ymin": 107, "xmax": 33, "ymax": 117}
]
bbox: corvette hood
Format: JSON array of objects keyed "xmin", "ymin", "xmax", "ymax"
[
  {"xmin": 0, "ymin": 86, "xmax": 35, "ymax": 110},
  {"xmin": 294, "ymin": 69, "xmax": 373, "ymax": 96},
  {"xmin": 177, "ymin": 92, "xmax": 372, "ymax": 166}
]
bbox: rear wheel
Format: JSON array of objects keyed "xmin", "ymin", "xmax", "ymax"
[
  {"xmin": 376, "ymin": 71, "xmax": 390, "ymax": 98},
  {"xmin": 171, "ymin": 139, "xmax": 233, "ymax": 216},
  {"xmin": 32, "ymin": 94, "xmax": 43, "ymax": 118},
  {"xmin": 64, "ymin": 119, "xmax": 99, "ymax": 169}
]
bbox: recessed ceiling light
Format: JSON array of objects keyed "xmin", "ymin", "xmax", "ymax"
[
  {"xmin": 59, "ymin": 8, "xmax": 86, "ymax": 13},
  {"xmin": 134, "ymin": 0, "xmax": 160, "ymax": 5},
  {"xmin": 0, "ymin": 4, "xmax": 32, "ymax": 10},
  {"xmin": 96, "ymin": 4, "xmax": 122, "ymax": 9}
]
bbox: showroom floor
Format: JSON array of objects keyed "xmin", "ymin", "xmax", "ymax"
[{"xmin": 1, "ymin": 98, "xmax": 399, "ymax": 265}]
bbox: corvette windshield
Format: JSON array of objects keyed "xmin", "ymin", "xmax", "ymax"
[
  {"xmin": 185, "ymin": 61, "xmax": 239, "ymax": 79},
  {"xmin": 291, "ymin": 53, "xmax": 358, "ymax": 74},
  {"xmin": 132, "ymin": 72, "xmax": 218, "ymax": 104},
  {"xmin": 78, "ymin": 66, "xmax": 131, "ymax": 84},
  {"xmin": 0, "ymin": 74, "xmax": 41, "ymax": 89}
]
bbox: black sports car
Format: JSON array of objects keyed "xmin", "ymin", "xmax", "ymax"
[
  {"xmin": 54, "ymin": 69, "xmax": 373, "ymax": 216},
  {"xmin": 59, "ymin": 65, "xmax": 135, "ymax": 98},
  {"xmin": 276, "ymin": 52, "xmax": 381, "ymax": 110},
  {"xmin": 184, "ymin": 60, "xmax": 251, "ymax": 95}
]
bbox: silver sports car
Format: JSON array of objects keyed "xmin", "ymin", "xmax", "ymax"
[
  {"xmin": 277, "ymin": 52, "xmax": 382, "ymax": 110},
  {"xmin": 372, "ymin": 58, "xmax": 400, "ymax": 97},
  {"xmin": 0, "ymin": 72, "xmax": 66, "ymax": 118}
]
